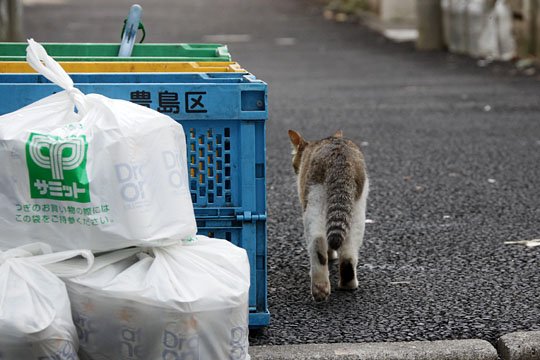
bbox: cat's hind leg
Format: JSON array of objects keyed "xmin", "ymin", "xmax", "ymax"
[
  {"xmin": 338, "ymin": 178, "xmax": 368, "ymax": 290},
  {"xmin": 304, "ymin": 184, "xmax": 330, "ymax": 302},
  {"xmin": 337, "ymin": 235, "xmax": 359, "ymax": 290}
]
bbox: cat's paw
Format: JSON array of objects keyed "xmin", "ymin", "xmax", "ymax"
[
  {"xmin": 338, "ymin": 260, "xmax": 357, "ymax": 291},
  {"xmin": 311, "ymin": 281, "xmax": 331, "ymax": 302},
  {"xmin": 338, "ymin": 278, "xmax": 358, "ymax": 291}
]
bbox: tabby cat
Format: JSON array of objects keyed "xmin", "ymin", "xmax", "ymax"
[{"xmin": 288, "ymin": 130, "xmax": 368, "ymax": 301}]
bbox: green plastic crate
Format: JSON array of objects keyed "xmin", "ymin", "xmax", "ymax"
[{"xmin": 0, "ymin": 42, "xmax": 231, "ymax": 62}]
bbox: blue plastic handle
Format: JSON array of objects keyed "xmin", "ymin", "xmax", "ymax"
[{"xmin": 118, "ymin": 4, "xmax": 143, "ymax": 57}]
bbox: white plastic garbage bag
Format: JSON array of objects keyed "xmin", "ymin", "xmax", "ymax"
[
  {"xmin": 442, "ymin": 0, "xmax": 469, "ymax": 54},
  {"xmin": 0, "ymin": 39, "xmax": 197, "ymax": 252},
  {"xmin": 467, "ymin": 0, "xmax": 491, "ymax": 58},
  {"xmin": 442, "ymin": 0, "xmax": 516, "ymax": 60},
  {"xmin": 63, "ymin": 236, "xmax": 251, "ymax": 360},
  {"xmin": 477, "ymin": 0, "xmax": 516, "ymax": 60},
  {"xmin": 0, "ymin": 243, "xmax": 93, "ymax": 360},
  {"xmin": 494, "ymin": 0, "xmax": 516, "ymax": 60}
]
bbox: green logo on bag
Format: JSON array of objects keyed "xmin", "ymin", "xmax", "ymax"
[{"xmin": 26, "ymin": 132, "xmax": 90, "ymax": 203}]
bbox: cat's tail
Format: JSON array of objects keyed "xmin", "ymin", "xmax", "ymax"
[{"xmin": 325, "ymin": 159, "xmax": 356, "ymax": 251}]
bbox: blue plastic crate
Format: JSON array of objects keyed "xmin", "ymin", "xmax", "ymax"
[{"xmin": 0, "ymin": 73, "xmax": 270, "ymax": 327}]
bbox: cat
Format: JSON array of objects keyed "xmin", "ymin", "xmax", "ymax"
[{"xmin": 288, "ymin": 129, "xmax": 368, "ymax": 302}]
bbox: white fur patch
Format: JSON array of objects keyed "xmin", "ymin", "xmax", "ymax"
[
  {"xmin": 346, "ymin": 177, "xmax": 369, "ymax": 252},
  {"xmin": 303, "ymin": 184, "xmax": 326, "ymax": 243}
]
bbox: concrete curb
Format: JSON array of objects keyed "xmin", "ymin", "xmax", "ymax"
[
  {"xmin": 498, "ymin": 331, "xmax": 540, "ymax": 360},
  {"xmin": 250, "ymin": 339, "xmax": 498, "ymax": 360}
]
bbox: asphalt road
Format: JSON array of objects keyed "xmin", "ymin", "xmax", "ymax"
[{"xmin": 23, "ymin": 0, "xmax": 540, "ymax": 346}]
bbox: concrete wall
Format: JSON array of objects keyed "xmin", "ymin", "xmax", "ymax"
[{"xmin": 380, "ymin": 0, "xmax": 417, "ymax": 23}]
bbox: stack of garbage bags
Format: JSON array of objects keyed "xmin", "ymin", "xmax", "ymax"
[
  {"xmin": 441, "ymin": 0, "xmax": 516, "ymax": 60},
  {"xmin": 0, "ymin": 40, "xmax": 251, "ymax": 360}
]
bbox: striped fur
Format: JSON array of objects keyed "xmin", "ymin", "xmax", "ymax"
[
  {"xmin": 289, "ymin": 129, "xmax": 368, "ymax": 301},
  {"xmin": 325, "ymin": 150, "xmax": 356, "ymax": 250}
]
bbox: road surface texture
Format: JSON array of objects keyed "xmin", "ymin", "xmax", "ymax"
[{"xmin": 23, "ymin": 0, "xmax": 540, "ymax": 346}]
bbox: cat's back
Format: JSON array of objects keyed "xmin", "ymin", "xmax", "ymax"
[
  {"xmin": 305, "ymin": 137, "xmax": 366, "ymax": 191},
  {"xmin": 311, "ymin": 137, "xmax": 362, "ymax": 162}
]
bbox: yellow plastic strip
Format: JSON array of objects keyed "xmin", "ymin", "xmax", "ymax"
[{"xmin": 0, "ymin": 61, "xmax": 246, "ymax": 73}]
